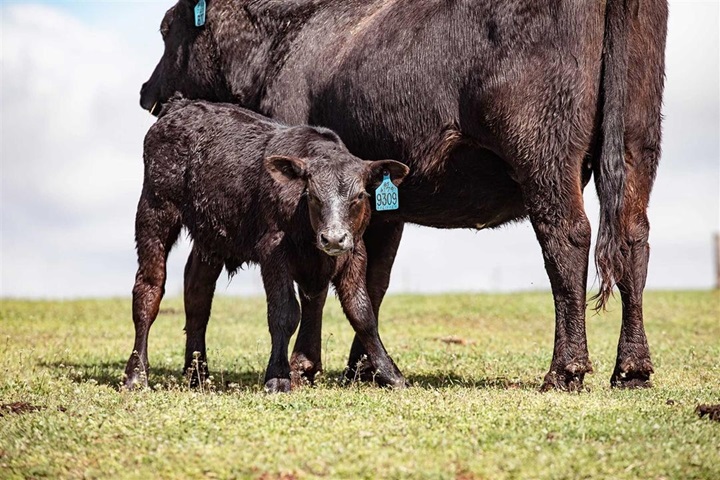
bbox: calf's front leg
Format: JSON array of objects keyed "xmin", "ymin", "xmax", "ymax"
[
  {"xmin": 335, "ymin": 243, "xmax": 406, "ymax": 388},
  {"xmin": 345, "ymin": 220, "xmax": 404, "ymax": 382}
]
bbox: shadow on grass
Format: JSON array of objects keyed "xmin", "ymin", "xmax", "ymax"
[
  {"xmin": 40, "ymin": 360, "xmax": 539, "ymax": 392},
  {"xmin": 406, "ymin": 372, "xmax": 539, "ymax": 390},
  {"xmin": 40, "ymin": 360, "xmax": 267, "ymax": 392}
]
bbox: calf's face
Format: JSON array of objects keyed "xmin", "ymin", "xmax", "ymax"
[{"xmin": 267, "ymin": 155, "xmax": 408, "ymax": 256}]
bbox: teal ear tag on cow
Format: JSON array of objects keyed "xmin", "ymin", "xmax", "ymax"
[
  {"xmin": 194, "ymin": 0, "xmax": 206, "ymax": 27},
  {"xmin": 375, "ymin": 173, "xmax": 399, "ymax": 211}
]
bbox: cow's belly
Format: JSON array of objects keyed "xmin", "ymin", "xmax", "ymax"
[
  {"xmin": 378, "ymin": 144, "xmax": 527, "ymax": 229},
  {"xmin": 266, "ymin": 82, "xmax": 526, "ymax": 230}
]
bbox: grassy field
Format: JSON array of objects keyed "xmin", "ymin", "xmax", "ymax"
[{"xmin": 1, "ymin": 291, "xmax": 718, "ymax": 479}]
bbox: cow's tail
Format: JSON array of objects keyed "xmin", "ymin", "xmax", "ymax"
[
  {"xmin": 592, "ymin": 0, "xmax": 629, "ymax": 310},
  {"xmin": 157, "ymin": 93, "xmax": 191, "ymax": 118}
]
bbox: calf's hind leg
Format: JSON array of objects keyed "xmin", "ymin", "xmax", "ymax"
[
  {"xmin": 290, "ymin": 286, "xmax": 328, "ymax": 385},
  {"xmin": 182, "ymin": 246, "xmax": 223, "ymax": 387},
  {"xmin": 261, "ymin": 252, "xmax": 301, "ymax": 393},
  {"xmin": 123, "ymin": 196, "xmax": 181, "ymax": 389}
]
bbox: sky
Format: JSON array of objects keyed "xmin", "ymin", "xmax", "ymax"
[{"xmin": 1, "ymin": 0, "xmax": 718, "ymax": 299}]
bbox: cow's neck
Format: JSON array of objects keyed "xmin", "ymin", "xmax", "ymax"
[{"xmin": 215, "ymin": 1, "xmax": 323, "ymax": 110}]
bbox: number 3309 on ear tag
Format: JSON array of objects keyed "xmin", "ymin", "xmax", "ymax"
[{"xmin": 375, "ymin": 173, "xmax": 399, "ymax": 211}]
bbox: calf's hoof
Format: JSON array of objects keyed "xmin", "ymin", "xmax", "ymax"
[
  {"xmin": 122, "ymin": 370, "xmax": 148, "ymax": 390},
  {"xmin": 344, "ymin": 357, "xmax": 407, "ymax": 389},
  {"xmin": 375, "ymin": 370, "xmax": 408, "ymax": 389},
  {"xmin": 611, "ymin": 358, "xmax": 653, "ymax": 389},
  {"xmin": 123, "ymin": 354, "xmax": 148, "ymax": 390},
  {"xmin": 264, "ymin": 378, "xmax": 291, "ymax": 394},
  {"xmin": 290, "ymin": 352, "xmax": 322, "ymax": 386},
  {"xmin": 541, "ymin": 360, "xmax": 593, "ymax": 392},
  {"xmin": 344, "ymin": 354, "xmax": 381, "ymax": 384},
  {"xmin": 344, "ymin": 364, "xmax": 374, "ymax": 384}
]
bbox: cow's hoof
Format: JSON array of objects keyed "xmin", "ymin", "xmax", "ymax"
[
  {"xmin": 541, "ymin": 361, "xmax": 592, "ymax": 392},
  {"xmin": 290, "ymin": 352, "xmax": 322, "ymax": 386},
  {"xmin": 611, "ymin": 358, "xmax": 653, "ymax": 389},
  {"xmin": 264, "ymin": 378, "xmax": 291, "ymax": 393},
  {"xmin": 541, "ymin": 372, "xmax": 584, "ymax": 392}
]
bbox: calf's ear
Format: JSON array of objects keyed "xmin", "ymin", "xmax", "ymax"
[
  {"xmin": 265, "ymin": 156, "xmax": 307, "ymax": 184},
  {"xmin": 367, "ymin": 160, "xmax": 410, "ymax": 188}
]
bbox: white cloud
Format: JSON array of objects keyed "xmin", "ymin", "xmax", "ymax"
[{"xmin": 2, "ymin": 4, "xmax": 152, "ymax": 297}]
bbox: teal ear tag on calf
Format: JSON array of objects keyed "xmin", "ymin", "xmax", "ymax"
[
  {"xmin": 194, "ymin": 0, "xmax": 206, "ymax": 27},
  {"xmin": 375, "ymin": 173, "xmax": 399, "ymax": 211}
]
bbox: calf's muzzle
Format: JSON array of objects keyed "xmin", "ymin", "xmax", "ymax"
[{"xmin": 318, "ymin": 228, "xmax": 353, "ymax": 256}]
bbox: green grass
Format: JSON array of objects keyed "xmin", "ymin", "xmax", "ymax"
[{"xmin": 1, "ymin": 291, "xmax": 718, "ymax": 479}]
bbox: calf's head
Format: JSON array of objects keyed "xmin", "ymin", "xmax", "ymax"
[
  {"xmin": 266, "ymin": 154, "xmax": 408, "ymax": 256},
  {"xmin": 141, "ymin": 0, "xmax": 230, "ymax": 114}
]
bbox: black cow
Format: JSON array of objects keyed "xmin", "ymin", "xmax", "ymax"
[
  {"xmin": 139, "ymin": 0, "xmax": 668, "ymax": 390},
  {"xmin": 123, "ymin": 96, "xmax": 408, "ymax": 392}
]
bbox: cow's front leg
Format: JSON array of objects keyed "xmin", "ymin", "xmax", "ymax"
[
  {"xmin": 335, "ymin": 242, "xmax": 406, "ymax": 388},
  {"xmin": 260, "ymin": 254, "xmax": 301, "ymax": 393},
  {"xmin": 182, "ymin": 246, "xmax": 223, "ymax": 387},
  {"xmin": 290, "ymin": 287, "xmax": 328, "ymax": 386},
  {"xmin": 345, "ymin": 220, "xmax": 404, "ymax": 382},
  {"xmin": 523, "ymin": 181, "xmax": 593, "ymax": 391}
]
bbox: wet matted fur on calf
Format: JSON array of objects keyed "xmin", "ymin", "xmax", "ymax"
[{"xmin": 123, "ymin": 97, "xmax": 408, "ymax": 392}]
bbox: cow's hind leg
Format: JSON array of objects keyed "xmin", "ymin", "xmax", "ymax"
[
  {"xmin": 611, "ymin": 217, "xmax": 653, "ymax": 388},
  {"xmin": 521, "ymin": 171, "xmax": 593, "ymax": 391},
  {"xmin": 607, "ymin": 3, "xmax": 666, "ymax": 387},
  {"xmin": 610, "ymin": 151, "xmax": 657, "ymax": 388},
  {"xmin": 290, "ymin": 286, "xmax": 328, "ymax": 386},
  {"xmin": 345, "ymin": 220, "xmax": 404, "ymax": 382},
  {"xmin": 123, "ymin": 196, "xmax": 181, "ymax": 389},
  {"xmin": 182, "ymin": 246, "xmax": 223, "ymax": 387}
]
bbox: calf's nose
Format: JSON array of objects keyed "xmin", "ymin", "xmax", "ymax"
[
  {"xmin": 318, "ymin": 230, "xmax": 352, "ymax": 255},
  {"xmin": 320, "ymin": 232, "xmax": 346, "ymax": 247}
]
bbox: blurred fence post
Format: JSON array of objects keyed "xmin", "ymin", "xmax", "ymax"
[{"xmin": 715, "ymin": 233, "xmax": 720, "ymax": 289}]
